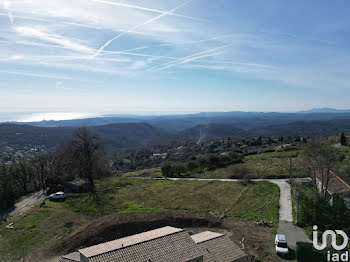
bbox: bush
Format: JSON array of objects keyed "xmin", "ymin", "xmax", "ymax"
[
  {"xmin": 298, "ymin": 194, "xmax": 350, "ymax": 230},
  {"xmin": 296, "ymin": 242, "xmax": 326, "ymax": 262},
  {"xmin": 161, "ymin": 151, "xmax": 244, "ymax": 178},
  {"xmin": 0, "ymin": 168, "xmax": 21, "ymax": 211},
  {"xmin": 229, "ymin": 166, "xmax": 250, "ymax": 179}
]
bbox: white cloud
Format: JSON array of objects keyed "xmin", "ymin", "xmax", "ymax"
[
  {"xmin": 3, "ymin": 0, "xmax": 14, "ymax": 23},
  {"xmin": 14, "ymin": 26, "xmax": 94, "ymax": 54},
  {"xmin": 0, "ymin": 55, "xmax": 25, "ymax": 61},
  {"xmin": 128, "ymin": 60, "xmax": 147, "ymax": 70}
]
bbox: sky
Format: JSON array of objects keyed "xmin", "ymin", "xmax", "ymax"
[{"xmin": 1, "ymin": 0, "xmax": 350, "ymax": 121}]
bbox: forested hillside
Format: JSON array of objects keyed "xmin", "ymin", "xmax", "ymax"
[
  {"xmin": 0, "ymin": 123, "xmax": 173, "ymax": 153},
  {"xmin": 1, "ymin": 118, "xmax": 350, "ymax": 154}
]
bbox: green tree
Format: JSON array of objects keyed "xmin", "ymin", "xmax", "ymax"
[
  {"xmin": 340, "ymin": 132, "xmax": 347, "ymax": 146},
  {"xmin": 0, "ymin": 168, "xmax": 20, "ymax": 211}
]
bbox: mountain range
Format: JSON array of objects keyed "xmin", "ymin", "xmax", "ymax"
[
  {"xmin": 6, "ymin": 108, "xmax": 350, "ymax": 133},
  {"xmin": 1, "ymin": 109, "xmax": 350, "ymax": 153}
]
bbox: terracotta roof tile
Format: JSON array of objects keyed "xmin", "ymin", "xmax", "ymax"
[
  {"xmin": 316, "ymin": 170, "xmax": 350, "ymax": 195},
  {"xmin": 195, "ymin": 235, "xmax": 246, "ymax": 262},
  {"xmin": 88, "ymin": 230, "xmax": 203, "ymax": 262},
  {"xmin": 79, "ymin": 226, "xmax": 184, "ymax": 258},
  {"xmin": 60, "ymin": 227, "xmax": 246, "ymax": 262}
]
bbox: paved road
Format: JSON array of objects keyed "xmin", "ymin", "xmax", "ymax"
[
  {"xmin": 0, "ymin": 190, "xmax": 44, "ymax": 221},
  {"xmin": 269, "ymin": 180, "xmax": 310, "ymax": 247},
  {"xmin": 278, "ymin": 221, "xmax": 311, "ymax": 248}
]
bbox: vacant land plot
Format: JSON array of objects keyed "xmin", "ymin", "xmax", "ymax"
[
  {"xmin": 0, "ymin": 178, "xmax": 279, "ymax": 261},
  {"xmin": 60, "ymin": 178, "xmax": 280, "ymax": 222},
  {"xmin": 191, "ymin": 150, "xmax": 305, "ymax": 179}
]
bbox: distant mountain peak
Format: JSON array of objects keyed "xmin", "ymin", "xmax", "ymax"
[{"xmin": 299, "ymin": 108, "xmax": 350, "ymax": 113}]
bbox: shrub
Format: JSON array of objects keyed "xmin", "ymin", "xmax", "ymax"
[{"xmin": 296, "ymin": 242, "xmax": 326, "ymax": 262}]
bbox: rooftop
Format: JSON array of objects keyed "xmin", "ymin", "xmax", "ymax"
[
  {"xmin": 195, "ymin": 233, "xmax": 247, "ymax": 261},
  {"xmin": 79, "ymin": 226, "xmax": 184, "ymax": 258},
  {"xmin": 277, "ymin": 234, "xmax": 287, "ymax": 242},
  {"xmin": 61, "ymin": 226, "xmax": 246, "ymax": 262},
  {"xmin": 190, "ymin": 231, "xmax": 224, "ymax": 243},
  {"xmin": 316, "ymin": 170, "xmax": 350, "ymax": 195},
  {"xmin": 59, "ymin": 252, "xmax": 80, "ymax": 262}
]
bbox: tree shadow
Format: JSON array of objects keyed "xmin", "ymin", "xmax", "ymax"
[{"xmin": 277, "ymin": 248, "xmax": 296, "ymax": 260}]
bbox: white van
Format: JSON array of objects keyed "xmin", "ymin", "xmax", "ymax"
[{"xmin": 275, "ymin": 234, "xmax": 289, "ymax": 255}]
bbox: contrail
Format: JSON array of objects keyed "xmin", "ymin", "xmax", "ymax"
[
  {"xmin": 91, "ymin": 0, "xmax": 204, "ymax": 22},
  {"xmin": 0, "ymin": 39, "xmax": 182, "ymax": 61},
  {"xmin": 102, "ymin": 50, "xmax": 179, "ymax": 60},
  {"xmin": 92, "ymin": 0, "xmax": 193, "ymax": 58},
  {"xmin": 118, "ymin": 34, "xmax": 233, "ymax": 53},
  {"xmin": 0, "ymin": 12, "xmax": 102, "ymax": 29},
  {"xmin": 0, "ymin": 69, "xmax": 73, "ymax": 80},
  {"xmin": 152, "ymin": 52, "xmax": 223, "ymax": 72},
  {"xmin": 149, "ymin": 44, "xmax": 230, "ymax": 72},
  {"xmin": 0, "ymin": 12, "xmax": 165, "ymax": 38},
  {"xmin": 199, "ymin": 60, "xmax": 279, "ymax": 69}
]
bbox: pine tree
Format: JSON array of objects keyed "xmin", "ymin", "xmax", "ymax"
[{"xmin": 340, "ymin": 132, "xmax": 347, "ymax": 146}]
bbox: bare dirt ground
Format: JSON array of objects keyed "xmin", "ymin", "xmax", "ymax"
[{"xmin": 40, "ymin": 211, "xmax": 280, "ymax": 262}]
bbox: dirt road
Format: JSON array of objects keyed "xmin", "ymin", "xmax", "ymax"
[{"xmin": 0, "ymin": 190, "xmax": 44, "ymax": 220}]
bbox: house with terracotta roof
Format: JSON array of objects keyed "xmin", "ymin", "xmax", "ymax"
[
  {"xmin": 59, "ymin": 226, "xmax": 246, "ymax": 262},
  {"xmin": 315, "ymin": 170, "xmax": 350, "ymax": 205}
]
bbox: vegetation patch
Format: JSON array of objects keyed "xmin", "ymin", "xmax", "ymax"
[
  {"xmin": 245, "ymin": 149, "xmax": 302, "ymax": 161},
  {"xmin": 0, "ymin": 178, "xmax": 279, "ymax": 261},
  {"xmin": 0, "ymin": 209, "xmax": 90, "ymax": 261},
  {"xmin": 191, "ymin": 152, "xmax": 305, "ymax": 179},
  {"xmin": 51, "ymin": 178, "xmax": 280, "ymax": 223}
]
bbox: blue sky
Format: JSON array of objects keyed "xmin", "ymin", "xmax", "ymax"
[{"xmin": 1, "ymin": 0, "xmax": 350, "ymax": 120}]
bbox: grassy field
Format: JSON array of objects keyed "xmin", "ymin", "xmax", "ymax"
[
  {"xmin": 60, "ymin": 178, "xmax": 280, "ymax": 221},
  {"xmin": 122, "ymin": 150, "xmax": 305, "ymax": 179},
  {"xmin": 336, "ymin": 145, "xmax": 350, "ymax": 169},
  {"xmin": 0, "ymin": 208, "xmax": 91, "ymax": 261},
  {"xmin": 191, "ymin": 150, "xmax": 305, "ymax": 179},
  {"xmin": 245, "ymin": 150, "xmax": 302, "ymax": 161},
  {"xmin": 122, "ymin": 167, "xmax": 163, "ymax": 178},
  {"xmin": 0, "ymin": 178, "xmax": 279, "ymax": 261}
]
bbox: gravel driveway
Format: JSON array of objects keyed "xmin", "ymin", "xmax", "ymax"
[{"xmin": 266, "ymin": 179, "xmax": 293, "ymax": 222}]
